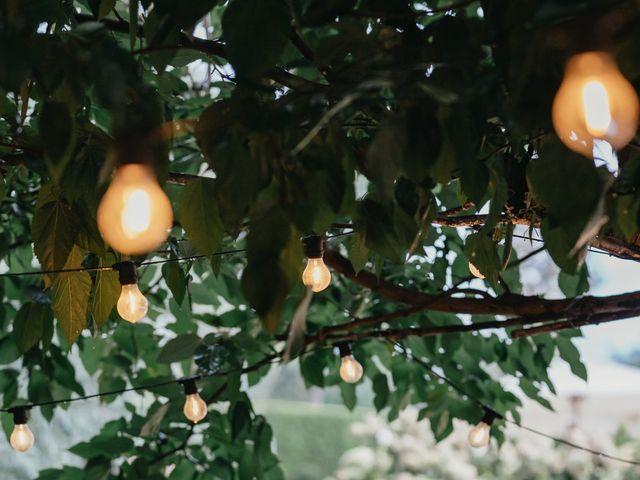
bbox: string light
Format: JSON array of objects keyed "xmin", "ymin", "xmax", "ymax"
[
  {"xmin": 10, "ymin": 408, "xmax": 34, "ymax": 453},
  {"xmin": 552, "ymin": 51, "xmax": 639, "ymax": 158},
  {"xmin": 302, "ymin": 235, "xmax": 332, "ymax": 293},
  {"xmin": 97, "ymin": 163, "xmax": 173, "ymax": 255},
  {"xmin": 338, "ymin": 343, "xmax": 364, "ymax": 383},
  {"xmin": 468, "ymin": 408, "xmax": 500, "ymax": 448},
  {"xmin": 114, "ymin": 261, "xmax": 148, "ymax": 323},
  {"xmin": 468, "ymin": 262, "xmax": 485, "ymax": 279},
  {"xmin": 181, "ymin": 379, "xmax": 207, "ymax": 423}
]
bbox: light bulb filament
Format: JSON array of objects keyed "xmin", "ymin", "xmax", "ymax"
[
  {"xmin": 582, "ymin": 80, "xmax": 611, "ymax": 137},
  {"xmin": 121, "ymin": 188, "xmax": 152, "ymax": 238}
]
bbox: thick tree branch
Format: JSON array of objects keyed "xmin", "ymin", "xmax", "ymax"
[{"xmin": 324, "ymin": 250, "xmax": 640, "ymax": 318}]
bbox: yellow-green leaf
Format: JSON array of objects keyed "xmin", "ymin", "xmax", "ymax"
[
  {"xmin": 91, "ymin": 262, "xmax": 120, "ymax": 329},
  {"xmin": 52, "ymin": 270, "xmax": 92, "ymax": 346}
]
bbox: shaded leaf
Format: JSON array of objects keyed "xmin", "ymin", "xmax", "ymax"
[{"xmin": 52, "ymin": 270, "xmax": 91, "ymax": 346}]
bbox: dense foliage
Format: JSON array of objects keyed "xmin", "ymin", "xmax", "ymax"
[{"xmin": 1, "ymin": 0, "xmax": 640, "ymax": 478}]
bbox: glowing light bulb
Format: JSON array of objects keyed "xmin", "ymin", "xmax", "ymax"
[
  {"xmin": 114, "ymin": 261, "xmax": 148, "ymax": 323},
  {"xmin": 97, "ymin": 163, "xmax": 173, "ymax": 255},
  {"xmin": 181, "ymin": 379, "xmax": 207, "ymax": 423},
  {"xmin": 302, "ymin": 258, "xmax": 332, "ymax": 292},
  {"xmin": 10, "ymin": 409, "xmax": 34, "ymax": 453},
  {"xmin": 468, "ymin": 262, "xmax": 485, "ymax": 279},
  {"xmin": 183, "ymin": 393, "xmax": 208, "ymax": 423},
  {"xmin": 11, "ymin": 424, "xmax": 34, "ymax": 452},
  {"xmin": 340, "ymin": 355, "xmax": 364, "ymax": 383},
  {"xmin": 468, "ymin": 421, "xmax": 491, "ymax": 448},
  {"xmin": 117, "ymin": 283, "xmax": 148, "ymax": 323},
  {"xmin": 552, "ymin": 51, "xmax": 639, "ymax": 157}
]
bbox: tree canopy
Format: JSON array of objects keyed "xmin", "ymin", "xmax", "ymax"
[{"xmin": 1, "ymin": 0, "xmax": 640, "ymax": 478}]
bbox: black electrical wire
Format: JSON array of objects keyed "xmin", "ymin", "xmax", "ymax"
[
  {"xmin": 0, "ymin": 248, "xmax": 248, "ymax": 279},
  {"xmin": 1, "ymin": 353, "xmax": 278, "ymax": 413},
  {"xmin": 394, "ymin": 342, "xmax": 640, "ymax": 467}
]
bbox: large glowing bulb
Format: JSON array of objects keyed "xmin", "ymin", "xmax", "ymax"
[
  {"xmin": 10, "ymin": 424, "xmax": 34, "ymax": 452},
  {"xmin": 552, "ymin": 51, "xmax": 639, "ymax": 157},
  {"xmin": 97, "ymin": 163, "xmax": 173, "ymax": 255},
  {"xmin": 340, "ymin": 355, "xmax": 364, "ymax": 383},
  {"xmin": 302, "ymin": 258, "xmax": 331, "ymax": 293},
  {"xmin": 468, "ymin": 262, "xmax": 485, "ymax": 280},
  {"xmin": 468, "ymin": 421, "xmax": 491, "ymax": 448},
  {"xmin": 117, "ymin": 283, "xmax": 148, "ymax": 323},
  {"xmin": 183, "ymin": 393, "xmax": 208, "ymax": 423}
]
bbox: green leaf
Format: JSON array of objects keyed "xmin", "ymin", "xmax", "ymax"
[
  {"xmin": 13, "ymin": 303, "xmax": 53, "ymax": 353},
  {"xmin": 365, "ymin": 124, "xmax": 403, "ymax": 200},
  {"xmin": 179, "ymin": 178, "xmax": 224, "ymax": 255},
  {"xmin": 339, "ymin": 382, "xmax": 357, "ymax": 410},
  {"xmin": 157, "ymin": 333, "xmax": 202, "ymax": 363},
  {"xmin": 91, "ymin": 262, "xmax": 120, "ymax": 329},
  {"xmin": 557, "ymin": 337, "xmax": 588, "ymax": 381},
  {"xmin": 230, "ymin": 400, "xmax": 251, "ymax": 440},
  {"xmin": 129, "ymin": 0, "xmax": 138, "ymax": 50},
  {"xmin": 40, "ymin": 101, "xmax": 76, "ymax": 183},
  {"xmin": 347, "ymin": 233, "xmax": 369, "ymax": 273},
  {"xmin": 464, "ymin": 232, "xmax": 500, "ymax": 286},
  {"xmin": 70, "ymin": 437, "xmax": 134, "ymax": 459},
  {"xmin": 162, "ymin": 262, "xmax": 187, "ymax": 305},
  {"xmin": 527, "ymin": 140, "xmax": 608, "ymax": 272},
  {"xmin": 140, "ymin": 403, "xmax": 170, "ymax": 438},
  {"xmin": 356, "ymin": 199, "xmax": 403, "ymax": 262},
  {"xmin": 558, "ymin": 266, "xmax": 589, "ymax": 297},
  {"xmin": 372, "ymin": 374, "xmax": 389, "ymax": 411},
  {"xmin": 222, "ymin": 0, "xmax": 291, "ymax": 80},
  {"xmin": 32, "ymin": 184, "xmax": 78, "ymax": 271},
  {"xmin": 98, "ymin": 0, "xmax": 116, "ymax": 18},
  {"xmin": 52, "ymin": 270, "xmax": 92, "ymax": 346}
]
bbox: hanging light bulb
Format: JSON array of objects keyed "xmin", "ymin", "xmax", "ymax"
[
  {"xmin": 302, "ymin": 235, "xmax": 331, "ymax": 293},
  {"xmin": 97, "ymin": 162, "xmax": 173, "ymax": 255},
  {"xmin": 468, "ymin": 409, "xmax": 500, "ymax": 449},
  {"xmin": 338, "ymin": 343, "xmax": 364, "ymax": 383},
  {"xmin": 10, "ymin": 408, "xmax": 34, "ymax": 453},
  {"xmin": 181, "ymin": 379, "xmax": 207, "ymax": 423},
  {"xmin": 552, "ymin": 51, "xmax": 639, "ymax": 158},
  {"xmin": 114, "ymin": 261, "xmax": 148, "ymax": 323},
  {"xmin": 468, "ymin": 261, "xmax": 485, "ymax": 279}
]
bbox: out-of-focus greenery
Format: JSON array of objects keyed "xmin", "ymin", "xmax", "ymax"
[{"xmin": 258, "ymin": 400, "xmax": 367, "ymax": 480}]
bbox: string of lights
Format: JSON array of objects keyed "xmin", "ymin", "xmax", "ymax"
[
  {"xmin": 2, "ymin": 353, "xmax": 278, "ymax": 452},
  {"xmin": 393, "ymin": 342, "xmax": 640, "ymax": 467}
]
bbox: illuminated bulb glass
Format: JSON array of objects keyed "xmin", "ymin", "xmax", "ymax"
[
  {"xmin": 340, "ymin": 355, "xmax": 364, "ymax": 383},
  {"xmin": 97, "ymin": 164, "xmax": 173, "ymax": 255},
  {"xmin": 468, "ymin": 262, "xmax": 485, "ymax": 279},
  {"xmin": 552, "ymin": 51, "xmax": 639, "ymax": 157},
  {"xmin": 183, "ymin": 393, "xmax": 207, "ymax": 423},
  {"xmin": 468, "ymin": 421, "xmax": 490, "ymax": 448},
  {"xmin": 117, "ymin": 284, "xmax": 148, "ymax": 323},
  {"xmin": 302, "ymin": 257, "xmax": 331, "ymax": 292},
  {"xmin": 10, "ymin": 424, "xmax": 34, "ymax": 452}
]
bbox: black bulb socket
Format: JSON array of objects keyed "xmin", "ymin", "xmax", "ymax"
[
  {"xmin": 181, "ymin": 378, "xmax": 199, "ymax": 396},
  {"xmin": 113, "ymin": 261, "xmax": 138, "ymax": 286},
  {"xmin": 302, "ymin": 235, "xmax": 324, "ymax": 259},
  {"xmin": 11, "ymin": 407, "xmax": 28, "ymax": 425}
]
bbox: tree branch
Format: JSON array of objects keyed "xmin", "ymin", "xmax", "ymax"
[
  {"xmin": 324, "ymin": 250, "xmax": 640, "ymax": 319},
  {"xmin": 75, "ymin": 13, "xmax": 327, "ymax": 92}
]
